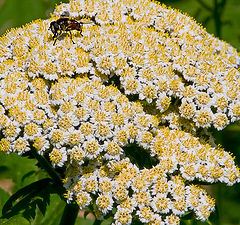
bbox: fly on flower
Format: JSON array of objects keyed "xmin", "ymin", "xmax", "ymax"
[{"xmin": 49, "ymin": 17, "xmax": 92, "ymax": 45}]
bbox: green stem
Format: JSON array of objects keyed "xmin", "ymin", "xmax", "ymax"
[
  {"xmin": 30, "ymin": 147, "xmax": 62, "ymax": 186},
  {"xmin": 93, "ymin": 219, "xmax": 101, "ymax": 225},
  {"xmin": 59, "ymin": 203, "xmax": 79, "ymax": 225},
  {"xmin": 216, "ymin": 184, "xmax": 222, "ymax": 225},
  {"xmin": 213, "ymin": 0, "xmax": 226, "ymax": 38},
  {"xmin": 196, "ymin": 0, "xmax": 212, "ymax": 11},
  {"xmin": 213, "ymin": 0, "xmax": 221, "ymax": 38},
  {"xmin": 31, "ymin": 147, "xmax": 79, "ymax": 225}
]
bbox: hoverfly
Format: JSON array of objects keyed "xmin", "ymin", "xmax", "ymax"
[{"xmin": 49, "ymin": 17, "xmax": 92, "ymax": 45}]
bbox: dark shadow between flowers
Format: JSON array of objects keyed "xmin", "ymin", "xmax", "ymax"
[{"xmin": 123, "ymin": 143, "xmax": 159, "ymax": 170}]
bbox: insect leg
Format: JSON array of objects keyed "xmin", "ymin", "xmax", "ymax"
[
  {"xmin": 53, "ymin": 30, "xmax": 63, "ymax": 45},
  {"xmin": 68, "ymin": 30, "xmax": 75, "ymax": 44},
  {"xmin": 79, "ymin": 25, "xmax": 82, "ymax": 36}
]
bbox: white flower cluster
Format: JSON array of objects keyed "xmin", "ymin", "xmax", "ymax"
[
  {"xmin": 53, "ymin": 0, "xmax": 240, "ymax": 130},
  {"xmin": 64, "ymin": 160, "xmax": 216, "ymax": 224},
  {"xmin": 0, "ymin": 0, "xmax": 240, "ymax": 224}
]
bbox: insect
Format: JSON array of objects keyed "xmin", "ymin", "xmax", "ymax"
[{"xmin": 49, "ymin": 17, "xmax": 86, "ymax": 45}]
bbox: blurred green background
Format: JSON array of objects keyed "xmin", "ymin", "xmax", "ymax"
[{"xmin": 0, "ymin": 0, "xmax": 240, "ymax": 225}]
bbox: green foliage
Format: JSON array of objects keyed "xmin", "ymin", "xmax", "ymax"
[
  {"xmin": 0, "ymin": 194, "xmax": 66, "ymax": 225},
  {"xmin": 76, "ymin": 217, "xmax": 95, "ymax": 225},
  {"xmin": 0, "ymin": 152, "xmax": 41, "ymax": 192},
  {"xmin": 0, "ymin": 215, "xmax": 30, "ymax": 225},
  {"xmin": 0, "ymin": 0, "xmax": 69, "ymax": 35},
  {"xmin": 2, "ymin": 178, "xmax": 52, "ymax": 219},
  {"xmin": 0, "ymin": 151, "xmax": 93, "ymax": 224},
  {"xmin": 0, "ymin": 188, "xmax": 10, "ymax": 217},
  {"xmin": 30, "ymin": 194, "xmax": 65, "ymax": 225}
]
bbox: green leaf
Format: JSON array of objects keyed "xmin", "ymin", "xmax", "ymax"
[
  {"xmin": 181, "ymin": 211, "xmax": 194, "ymax": 220},
  {"xmin": 0, "ymin": 188, "xmax": 66, "ymax": 225},
  {"xmin": 0, "ymin": 152, "xmax": 39, "ymax": 191},
  {"xmin": 0, "ymin": 188, "xmax": 10, "ymax": 217},
  {"xmin": 0, "ymin": 215, "xmax": 30, "ymax": 225},
  {"xmin": 21, "ymin": 171, "xmax": 36, "ymax": 183},
  {"xmin": 31, "ymin": 194, "xmax": 65, "ymax": 225},
  {"xmin": 0, "ymin": 166, "xmax": 8, "ymax": 178},
  {"xmin": 2, "ymin": 178, "xmax": 52, "ymax": 219},
  {"xmin": 100, "ymin": 217, "xmax": 113, "ymax": 225},
  {"xmin": 76, "ymin": 217, "xmax": 95, "ymax": 225}
]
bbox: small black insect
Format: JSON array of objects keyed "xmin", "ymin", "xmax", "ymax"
[{"xmin": 49, "ymin": 17, "xmax": 83, "ymax": 45}]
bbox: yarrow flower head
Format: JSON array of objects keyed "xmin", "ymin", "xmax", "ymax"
[{"xmin": 0, "ymin": 0, "xmax": 240, "ymax": 224}]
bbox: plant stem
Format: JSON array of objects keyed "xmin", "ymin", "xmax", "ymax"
[
  {"xmin": 216, "ymin": 184, "xmax": 222, "ymax": 225},
  {"xmin": 30, "ymin": 147, "xmax": 62, "ymax": 186},
  {"xmin": 213, "ymin": 0, "xmax": 227, "ymax": 38},
  {"xmin": 31, "ymin": 147, "xmax": 79, "ymax": 225},
  {"xmin": 213, "ymin": 0, "xmax": 221, "ymax": 38},
  {"xmin": 196, "ymin": 0, "xmax": 212, "ymax": 11},
  {"xmin": 59, "ymin": 203, "xmax": 79, "ymax": 225},
  {"xmin": 93, "ymin": 219, "xmax": 101, "ymax": 225}
]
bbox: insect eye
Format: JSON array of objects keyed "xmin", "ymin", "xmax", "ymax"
[{"xmin": 50, "ymin": 22, "xmax": 59, "ymax": 33}]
